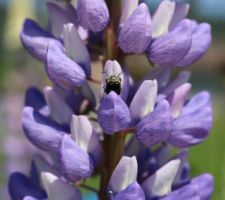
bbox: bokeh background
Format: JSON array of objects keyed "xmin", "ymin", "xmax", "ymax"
[{"xmin": 0, "ymin": 0, "xmax": 225, "ymax": 199}]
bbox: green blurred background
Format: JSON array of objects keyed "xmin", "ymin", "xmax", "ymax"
[{"xmin": 0, "ymin": 0, "xmax": 225, "ymax": 199}]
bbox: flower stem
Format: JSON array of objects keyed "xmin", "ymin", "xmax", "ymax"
[
  {"xmin": 99, "ymin": 1, "xmax": 127, "ymax": 199},
  {"xmin": 99, "ymin": 133, "xmax": 126, "ymax": 200}
]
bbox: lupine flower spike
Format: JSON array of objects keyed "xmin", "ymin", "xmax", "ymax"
[{"xmin": 9, "ymin": 0, "xmax": 213, "ymax": 200}]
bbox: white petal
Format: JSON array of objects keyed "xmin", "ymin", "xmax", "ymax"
[
  {"xmin": 130, "ymin": 80, "xmax": 157, "ymax": 122},
  {"xmin": 152, "ymin": 0, "xmax": 175, "ymax": 38},
  {"xmin": 41, "ymin": 172, "xmax": 81, "ymax": 200},
  {"xmin": 168, "ymin": 83, "xmax": 191, "ymax": 118},
  {"xmin": 71, "ymin": 115, "xmax": 92, "ymax": 151},
  {"xmin": 120, "ymin": 0, "xmax": 139, "ymax": 25},
  {"xmin": 63, "ymin": 23, "xmax": 91, "ymax": 76},
  {"xmin": 142, "ymin": 159, "xmax": 181, "ymax": 198},
  {"xmin": 109, "ymin": 156, "xmax": 137, "ymax": 193},
  {"xmin": 43, "ymin": 86, "xmax": 73, "ymax": 125}
]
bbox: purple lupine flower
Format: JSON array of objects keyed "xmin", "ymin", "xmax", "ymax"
[
  {"xmin": 118, "ymin": 0, "xmax": 212, "ymax": 67},
  {"xmin": 22, "ymin": 107, "xmax": 66, "ymax": 153},
  {"xmin": 118, "ymin": 3, "xmax": 152, "ymax": 54},
  {"xmin": 168, "ymin": 91, "xmax": 213, "ymax": 148},
  {"xmin": 9, "ymin": 0, "xmax": 214, "ymax": 199},
  {"xmin": 20, "ymin": 19, "xmax": 57, "ymax": 62},
  {"xmin": 76, "ymin": 0, "xmax": 109, "ymax": 32},
  {"xmin": 108, "ymin": 156, "xmax": 145, "ymax": 199},
  {"xmin": 8, "ymin": 172, "xmax": 47, "ymax": 200}
]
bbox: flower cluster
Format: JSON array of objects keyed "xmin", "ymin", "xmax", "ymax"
[{"xmin": 8, "ymin": 0, "xmax": 213, "ymax": 200}]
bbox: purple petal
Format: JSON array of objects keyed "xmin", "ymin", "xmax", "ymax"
[
  {"xmin": 33, "ymin": 154, "xmax": 60, "ymax": 179},
  {"xmin": 169, "ymin": 3, "xmax": 190, "ymax": 30},
  {"xmin": 46, "ymin": 41, "xmax": 86, "ymax": 89},
  {"xmin": 53, "ymin": 84, "xmax": 84, "ymax": 113},
  {"xmin": 191, "ymin": 173, "xmax": 214, "ymax": 200},
  {"xmin": 139, "ymin": 66, "xmax": 171, "ymax": 90},
  {"xmin": 176, "ymin": 22, "xmax": 212, "ymax": 67},
  {"xmin": 157, "ymin": 71, "xmax": 191, "ymax": 102},
  {"xmin": 8, "ymin": 172, "xmax": 47, "ymax": 200},
  {"xmin": 47, "ymin": 2, "xmax": 77, "ymax": 38},
  {"xmin": 168, "ymin": 92, "xmax": 212, "ymax": 148},
  {"xmin": 63, "ymin": 23, "xmax": 91, "ymax": 76},
  {"xmin": 20, "ymin": 19, "xmax": 57, "ymax": 62},
  {"xmin": 148, "ymin": 19, "xmax": 192, "ymax": 67},
  {"xmin": 119, "ymin": 3, "xmax": 152, "ymax": 54},
  {"xmin": 58, "ymin": 135, "xmax": 93, "ymax": 182},
  {"xmin": 97, "ymin": 92, "xmax": 131, "ymax": 134},
  {"xmin": 25, "ymin": 87, "xmax": 46, "ymax": 112},
  {"xmin": 22, "ymin": 107, "xmax": 66, "ymax": 152},
  {"xmin": 160, "ymin": 184, "xmax": 200, "ymax": 200},
  {"xmin": 76, "ymin": 0, "xmax": 109, "ymax": 32},
  {"xmin": 113, "ymin": 182, "xmax": 145, "ymax": 200},
  {"xmin": 136, "ymin": 100, "xmax": 173, "ymax": 147}
]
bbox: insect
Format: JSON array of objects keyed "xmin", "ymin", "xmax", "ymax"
[{"xmin": 103, "ymin": 72, "xmax": 122, "ymax": 95}]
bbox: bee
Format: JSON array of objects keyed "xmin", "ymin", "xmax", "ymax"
[{"xmin": 103, "ymin": 72, "xmax": 122, "ymax": 95}]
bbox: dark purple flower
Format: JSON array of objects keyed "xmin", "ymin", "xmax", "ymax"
[{"xmin": 8, "ymin": 172, "xmax": 47, "ymax": 200}]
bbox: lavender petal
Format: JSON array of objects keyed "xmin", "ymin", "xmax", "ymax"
[
  {"xmin": 46, "ymin": 41, "xmax": 86, "ymax": 89},
  {"xmin": 76, "ymin": 0, "xmax": 109, "ymax": 32},
  {"xmin": 136, "ymin": 100, "xmax": 172, "ymax": 147},
  {"xmin": 148, "ymin": 19, "xmax": 192, "ymax": 67},
  {"xmin": 176, "ymin": 22, "xmax": 212, "ymax": 67},
  {"xmin": 97, "ymin": 92, "xmax": 131, "ymax": 134},
  {"xmin": 113, "ymin": 182, "xmax": 145, "ymax": 200},
  {"xmin": 168, "ymin": 92, "xmax": 212, "ymax": 148},
  {"xmin": 119, "ymin": 3, "xmax": 152, "ymax": 54},
  {"xmin": 20, "ymin": 19, "xmax": 56, "ymax": 62},
  {"xmin": 58, "ymin": 135, "xmax": 93, "ymax": 183},
  {"xmin": 22, "ymin": 107, "xmax": 66, "ymax": 153}
]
